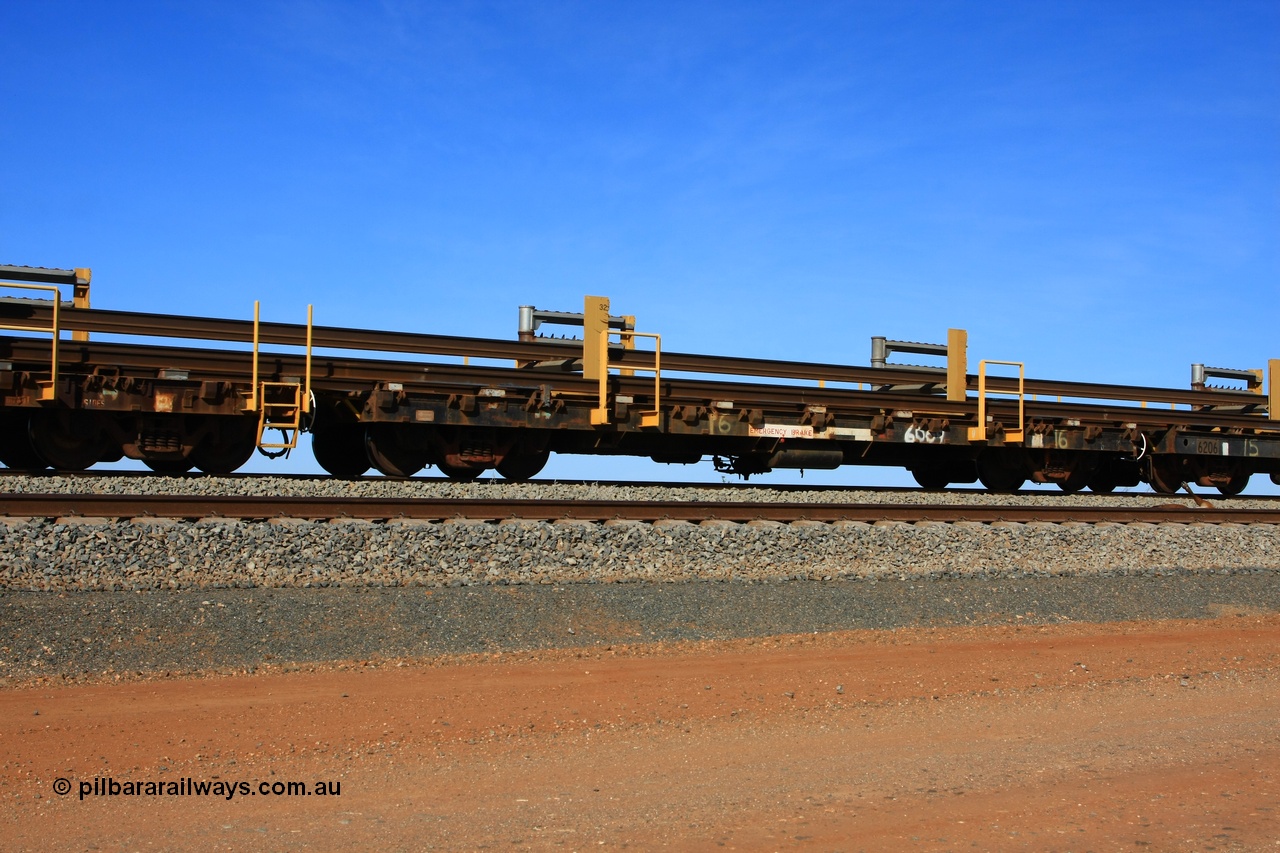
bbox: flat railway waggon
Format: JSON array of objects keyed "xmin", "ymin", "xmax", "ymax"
[{"xmin": 1, "ymin": 264, "xmax": 1278, "ymax": 494}]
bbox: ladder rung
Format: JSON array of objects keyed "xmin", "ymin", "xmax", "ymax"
[{"xmin": 255, "ymin": 381, "xmax": 304, "ymax": 452}]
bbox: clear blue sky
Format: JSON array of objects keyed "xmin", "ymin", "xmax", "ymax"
[{"xmin": 3, "ymin": 1, "xmax": 1277, "ymax": 486}]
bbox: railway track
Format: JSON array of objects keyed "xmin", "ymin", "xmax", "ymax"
[
  {"xmin": 3, "ymin": 493, "xmax": 1277, "ymax": 524},
  {"xmin": 3, "ymin": 468, "xmax": 1279, "ymax": 502}
]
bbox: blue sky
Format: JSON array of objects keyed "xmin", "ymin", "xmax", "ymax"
[{"xmin": 3, "ymin": 1, "xmax": 1277, "ymax": 486}]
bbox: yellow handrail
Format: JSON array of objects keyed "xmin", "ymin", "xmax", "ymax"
[
  {"xmin": 245, "ymin": 301, "xmax": 312, "ymax": 414},
  {"xmin": 967, "ymin": 359, "xmax": 1024, "ymax": 443},
  {"xmin": 592, "ymin": 328, "xmax": 662, "ymax": 428},
  {"xmin": 304, "ymin": 304, "xmax": 313, "ymax": 414},
  {"xmin": 0, "ymin": 282, "xmax": 63, "ymax": 401},
  {"xmin": 247, "ymin": 300, "xmax": 261, "ymax": 411}
]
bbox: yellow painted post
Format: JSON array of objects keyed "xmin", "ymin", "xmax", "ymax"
[
  {"xmin": 582, "ymin": 295, "xmax": 610, "ymax": 382},
  {"xmin": 1269, "ymin": 359, "xmax": 1279, "ymax": 421},
  {"xmin": 946, "ymin": 328, "xmax": 967, "ymax": 402},
  {"xmin": 71, "ymin": 267, "xmax": 91, "ymax": 342},
  {"xmin": 620, "ymin": 314, "xmax": 636, "ymax": 377}
]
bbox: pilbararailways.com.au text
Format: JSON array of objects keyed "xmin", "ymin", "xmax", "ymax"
[{"xmin": 57, "ymin": 777, "xmax": 341, "ymax": 801}]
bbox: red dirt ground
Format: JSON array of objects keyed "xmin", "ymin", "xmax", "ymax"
[{"xmin": 3, "ymin": 615, "xmax": 1278, "ymax": 851}]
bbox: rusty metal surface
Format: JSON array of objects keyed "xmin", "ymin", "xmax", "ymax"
[
  {"xmin": 1, "ymin": 302, "xmax": 1265, "ymax": 410},
  {"xmin": 1, "ymin": 301, "xmax": 1277, "ymax": 485},
  {"xmin": 0, "ymin": 266, "xmax": 85, "ymax": 285},
  {"xmin": 2, "ymin": 336, "xmax": 1271, "ymax": 435},
  {"xmin": 2, "ymin": 493, "xmax": 1277, "ymax": 524}
]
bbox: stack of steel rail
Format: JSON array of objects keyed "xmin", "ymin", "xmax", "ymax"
[
  {"xmin": 1, "ymin": 279, "xmax": 1277, "ymax": 493},
  {"xmin": 7, "ymin": 302, "xmax": 1268, "ymax": 428}
]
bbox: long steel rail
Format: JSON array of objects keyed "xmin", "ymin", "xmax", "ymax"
[
  {"xmin": 2, "ymin": 335, "xmax": 1270, "ymax": 432},
  {"xmin": 1, "ymin": 301, "xmax": 1267, "ymax": 411},
  {"xmin": 2, "ymin": 494, "xmax": 1276, "ymax": 524}
]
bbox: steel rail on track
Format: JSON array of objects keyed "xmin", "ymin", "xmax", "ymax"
[
  {"xmin": 2, "ymin": 303, "xmax": 1265, "ymax": 410},
  {"xmin": 7, "ymin": 469, "xmax": 1280, "ymax": 500},
  {"xmin": 2, "ymin": 494, "xmax": 1277, "ymax": 524}
]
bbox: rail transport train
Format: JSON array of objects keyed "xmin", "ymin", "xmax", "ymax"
[{"xmin": 1, "ymin": 264, "xmax": 1278, "ymax": 494}]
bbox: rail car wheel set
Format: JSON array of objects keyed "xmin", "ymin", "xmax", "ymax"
[{"xmin": 1, "ymin": 264, "xmax": 1278, "ymax": 494}]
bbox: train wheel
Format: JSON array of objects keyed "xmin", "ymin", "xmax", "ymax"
[
  {"xmin": 496, "ymin": 449, "xmax": 549, "ymax": 482},
  {"xmin": 437, "ymin": 462, "xmax": 484, "ymax": 482},
  {"xmin": 976, "ymin": 452, "xmax": 1026, "ymax": 493},
  {"xmin": 979, "ymin": 470, "xmax": 1025, "ymax": 492},
  {"xmin": 911, "ymin": 468, "xmax": 949, "ymax": 490},
  {"xmin": 1055, "ymin": 467, "xmax": 1092, "ymax": 494},
  {"xmin": 0, "ymin": 415, "xmax": 50, "ymax": 470},
  {"xmin": 1087, "ymin": 468, "xmax": 1118, "ymax": 494},
  {"xmin": 190, "ymin": 419, "xmax": 257, "ymax": 475},
  {"xmin": 311, "ymin": 425, "xmax": 370, "ymax": 478},
  {"xmin": 1147, "ymin": 462, "xmax": 1183, "ymax": 495},
  {"xmin": 365, "ymin": 424, "xmax": 429, "ymax": 478},
  {"xmin": 144, "ymin": 458, "xmax": 193, "ymax": 474},
  {"xmin": 28, "ymin": 412, "xmax": 106, "ymax": 471},
  {"xmin": 1216, "ymin": 473, "xmax": 1249, "ymax": 496}
]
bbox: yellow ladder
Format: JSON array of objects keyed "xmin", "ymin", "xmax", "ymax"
[
  {"xmin": 255, "ymin": 381, "xmax": 303, "ymax": 454},
  {"xmin": 244, "ymin": 301, "xmax": 313, "ymax": 456}
]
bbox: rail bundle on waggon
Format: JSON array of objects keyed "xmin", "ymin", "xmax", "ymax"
[{"xmin": 1, "ymin": 264, "xmax": 1277, "ymax": 494}]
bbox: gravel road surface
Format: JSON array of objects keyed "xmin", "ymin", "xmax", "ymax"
[{"xmin": 4, "ymin": 572, "xmax": 1278, "ymax": 684}]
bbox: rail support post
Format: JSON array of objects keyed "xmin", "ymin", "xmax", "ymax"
[
  {"xmin": 946, "ymin": 328, "xmax": 967, "ymax": 402},
  {"xmin": 582, "ymin": 295, "xmax": 610, "ymax": 382},
  {"xmin": 71, "ymin": 268, "xmax": 91, "ymax": 342},
  {"xmin": 1270, "ymin": 359, "xmax": 1279, "ymax": 422}
]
